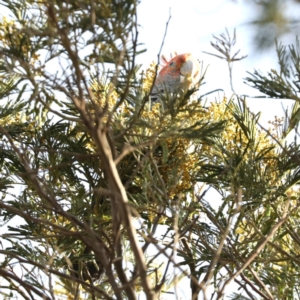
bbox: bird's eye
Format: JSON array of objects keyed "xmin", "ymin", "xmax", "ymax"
[{"xmin": 169, "ymin": 62, "xmax": 175, "ymax": 66}]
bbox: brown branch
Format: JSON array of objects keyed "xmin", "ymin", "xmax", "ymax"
[
  {"xmin": 0, "ymin": 126, "xmax": 124, "ymax": 298},
  {"xmin": 219, "ymin": 201, "xmax": 290, "ymax": 296},
  {"xmin": 225, "ymin": 237, "xmax": 274, "ymax": 299},
  {"xmin": 94, "ymin": 127, "xmax": 154, "ymax": 299},
  {"xmin": 247, "ymin": 266, "xmax": 274, "ymax": 300},
  {"xmin": 114, "ymin": 140, "xmax": 154, "ymax": 165},
  {"xmin": 0, "ymin": 268, "xmax": 52, "ymax": 300},
  {"xmin": 202, "ymin": 188, "xmax": 242, "ymax": 287},
  {"xmin": 181, "ymin": 238, "xmax": 199, "ymax": 299},
  {"xmin": 0, "ymin": 250, "xmax": 113, "ymax": 299}
]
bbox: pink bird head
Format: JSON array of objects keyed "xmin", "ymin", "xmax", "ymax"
[
  {"xmin": 151, "ymin": 53, "xmax": 200, "ymax": 102},
  {"xmin": 159, "ymin": 53, "xmax": 191, "ymax": 77}
]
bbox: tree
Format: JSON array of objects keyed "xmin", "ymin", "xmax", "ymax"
[
  {"xmin": 246, "ymin": 0, "xmax": 300, "ymax": 50},
  {"xmin": 1, "ymin": 1, "xmax": 300, "ymax": 300}
]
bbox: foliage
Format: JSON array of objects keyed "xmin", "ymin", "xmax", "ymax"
[
  {"xmin": 1, "ymin": 1, "xmax": 300, "ymax": 300},
  {"xmin": 247, "ymin": 0, "xmax": 300, "ymax": 50}
]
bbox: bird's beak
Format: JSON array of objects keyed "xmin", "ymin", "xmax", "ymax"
[{"xmin": 180, "ymin": 60, "xmax": 195, "ymax": 77}]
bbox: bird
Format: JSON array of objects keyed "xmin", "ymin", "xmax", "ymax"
[{"xmin": 150, "ymin": 53, "xmax": 201, "ymax": 104}]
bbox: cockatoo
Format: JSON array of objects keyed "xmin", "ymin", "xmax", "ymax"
[{"xmin": 150, "ymin": 53, "xmax": 200, "ymax": 103}]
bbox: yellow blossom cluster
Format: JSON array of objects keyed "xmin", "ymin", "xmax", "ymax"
[
  {"xmin": 0, "ymin": 112, "xmax": 22, "ymax": 127},
  {"xmin": 142, "ymin": 61, "xmax": 157, "ymax": 94},
  {"xmin": 132, "ymin": 101, "xmax": 207, "ymax": 199},
  {"xmin": 90, "ymin": 80, "xmax": 118, "ymax": 110},
  {"xmin": 0, "ymin": 17, "xmax": 40, "ymax": 65},
  {"xmin": 35, "ymin": 215, "xmax": 75, "ymax": 244},
  {"xmin": 53, "ymin": 281, "xmax": 86, "ymax": 300},
  {"xmin": 206, "ymin": 99, "xmax": 280, "ymax": 184}
]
